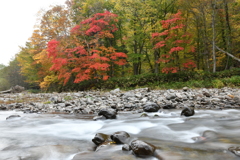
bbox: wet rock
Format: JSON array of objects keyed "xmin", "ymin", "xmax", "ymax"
[
  {"xmin": 92, "ymin": 133, "xmax": 110, "ymax": 146},
  {"xmin": 140, "ymin": 113, "xmax": 148, "ymax": 117},
  {"xmin": 95, "ymin": 141, "xmax": 117, "ymax": 152},
  {"xmin": 202, "ymin": 130, "xmax": 218, "ymax": 141},
  {"xmin": 93, "ymin": 115, "xmax": 107, "ymax": 121},
  {"xmin": 6, "ymin": 115, "xmax": 21, "ymax": 120},
  {"xmin": 7, "ymin": 104, "xmax": 15, "ymax": 109},
  {"xmin": 192, "ymin": 136, "xmax": 207, "ymax": 142},
  {"xmin": 181, "ymin": 106, "xmax": 195, "ymax": 117},
  {"xmin": 130, "ymin": 139, "xmax": 156, "ymax": 157},
  {"xmin": 98, "ymin": 108, "xmax": 117, "ymax": 119},
  {"xmin": 110, "ymin": 131, "xmax": 130, "ymax": 144},
  {"xmin": 143, "ymin": 103, "xmax": 160, "ymax": 112},
  {"xmin": 137, "ymin": 109, "xmax": 144, "ymax": 113},
  {"xmin": 122, "ymin": 144, "xmax": 131, "ymax": 151},
  {"xmin": 162, "ymin": 104, "xmax": 175, "ymax": 109},
  {"xmin": 192, "ymin": 130, "xmax": 218, "ymax": 143},
  {"xmin": 0, "ymin": 105, "xmax": 7, "ymax": 110},
  {"xmin": 228, "ymin": 146, "xmax": 240, "ymax": 157}
]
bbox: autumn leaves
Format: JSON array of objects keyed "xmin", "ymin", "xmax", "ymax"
[
  {"xmin": 47, "ymin": 11, "xmax": 128, "ymax": 85},
  {"xmin": 152, "ymin": 11, "xmax": 196, "ymax": 73}
]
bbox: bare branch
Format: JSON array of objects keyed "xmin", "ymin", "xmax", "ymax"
[{"xmin": 216, "ymin": 46, "xmax": 240, "ymax": 62}]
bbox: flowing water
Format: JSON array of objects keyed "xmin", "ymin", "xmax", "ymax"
[{"xmin": 0, "ymin": 109, "xmax": 240, "ymax": 160}]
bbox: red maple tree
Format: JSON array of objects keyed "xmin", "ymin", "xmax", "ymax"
[
  {"xmin": 152, "ymin": 11, "xmax": 196, "ymax": 73},
  {"xmin": 47, "ymin": 11, "xmax": 127, "ymax": 84}
]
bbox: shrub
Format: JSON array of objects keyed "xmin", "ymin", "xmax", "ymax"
[{"xmin": 212, "ymin": 79, "xmax": 225, "ymax": 88}]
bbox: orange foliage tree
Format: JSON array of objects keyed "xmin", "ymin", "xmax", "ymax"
[
  {"xmin": 47, "ymin": 11, "xmax": 127, "ymax": 84},
  {"xmin": 152, "ymin": 11, "xmax": 196, "ymax": 74},
  {"xmin": 17, "ymin": 5, "xmax": 72, "ymax": 88}
]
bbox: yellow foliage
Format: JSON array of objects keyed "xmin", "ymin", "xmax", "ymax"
[{"xmin": 40, "ymin": 75, "xmax": 58, "ymax": 89}]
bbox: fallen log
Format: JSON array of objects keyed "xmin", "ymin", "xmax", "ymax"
[
  {"xmin": 0, "ymin": 89, "xmax": 12, "ymax": 94},
  {"xmin": 0, "ymin": 85, "xmax": 25, "ymax": 94}
]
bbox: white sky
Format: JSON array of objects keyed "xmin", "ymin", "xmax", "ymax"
[{"xmin": 0, "ymin": 0, "xmax": 67, "ymax": 66}]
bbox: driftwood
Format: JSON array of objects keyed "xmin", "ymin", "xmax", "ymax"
[{"xmin": 0, "ymin": 85, "xmax": 25, "ymax": 94}]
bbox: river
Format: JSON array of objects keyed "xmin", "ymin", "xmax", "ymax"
[{"xmin": 0, "ymin": 109, "xmax": 240, "ymax": 160}]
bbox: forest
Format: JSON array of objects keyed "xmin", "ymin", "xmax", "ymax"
[{"xmin": 0, "ymin": 0, "xmax": 240, "ymax": 91}]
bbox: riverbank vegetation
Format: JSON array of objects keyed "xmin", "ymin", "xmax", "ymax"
[{"xmin": 0, "ymin": 0, "xmax": 240, "ymax": 92}]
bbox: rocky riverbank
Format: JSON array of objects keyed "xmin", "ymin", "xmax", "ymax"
[{"xmin": 0, "ymin": 87, "xmax": 240, "ymax": 115}]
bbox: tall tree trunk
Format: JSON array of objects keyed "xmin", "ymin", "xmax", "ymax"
[
  {"xmin": 133, "ymin": 40, "xmax": 141, "ymax": 75},
  {"xmin": 212, "ymin": 0, "xmax": 217, "ymax": 73},
  {"xmin": 223, "ymin": 0, "xmax": 232, "ymax": 70},
  {"xmin": 145, "ymin": 49, "xmax": 154, "ymax": 73},
  {"xmin": 154, "ymin": 50, "xmax": 160, "ymax": 74},
  {"xmin": 202, "ymin": 7, "xmax": 210, "ymax": 72}
]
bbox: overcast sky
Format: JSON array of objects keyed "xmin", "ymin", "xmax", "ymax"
[{"xmin": 0, "ymin": 0, "xmax": 67, "ymax": 66}]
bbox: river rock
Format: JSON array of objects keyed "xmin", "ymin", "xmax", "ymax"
[
  {"xmin": 166, "ymin": 93, "xmax": 176, "ymax": 100},
  {"xmin": 143, "ymin": 103, "xmax": 160, "ymax": 112},
  {"xmin": 0, "ymin": 87, "xmax": 240, "ymax": 114},
  {"xmin": 93, "ymin": 115, "xmax": 107, "ymax": 121},
  {"xmin": 162, "ymin": 104, "xmax": 175, "ymax": 109},
  {"xmin": 140, "ymin": 113, "xmax": 148, "ymax": 117},
  {"xmin": 192, "ymin": 130, "xmax": 218, "ymax": 143},
  {"xmin": 50, "ymin": 96, "xmax": 64, "ymax": 104},
  {"xmin": 202, "ymin": 89, "xmax": 211, "ymax": 97},
  {"xmin": 110, "ymin": 88, "xmax": 120, "ymax": 94},
  {"xmin": 0, "ymin": 104, "xmax": 7, "ymax": 110},
  {"xmin": 92, "ymin": 133, "xmax": 110, "ymax": 146},
  {"xmin": 6, "ymin": 115, "xmax": 21, "ymax": 120},
  {"xmin": 110, "ymin": 131, "xmax": 130, "ymax": 144},
  {"xmin": 98, "ymin": 108, "xmax": 117, "ymax": 119},
  {"xmin": 228, "ymin": 146, "xmax": 240, "ymax": 157},
  {"xmin": 183, "ymin": 87, "xmax": 189, "ymax": 92},
  {"xmin": 122, "ymin": 144, "xmax": 131, "ymax": 151},
  {"xmin": 130, "ymin": 139, "xmax": 156, "ymax": 157}
]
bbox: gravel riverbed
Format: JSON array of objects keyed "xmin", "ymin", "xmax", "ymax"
[{"xmin": 0, "ymin": 87, "xmax": 239, "ymax": 115}]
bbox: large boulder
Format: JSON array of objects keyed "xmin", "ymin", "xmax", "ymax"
[
  {"xmin": 98, "ymin": 108, "xmax": 117, "ymax": 119},
  {"xmin": 143, "ymin": 103, "xmax": 160, "ymax": 112}
]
